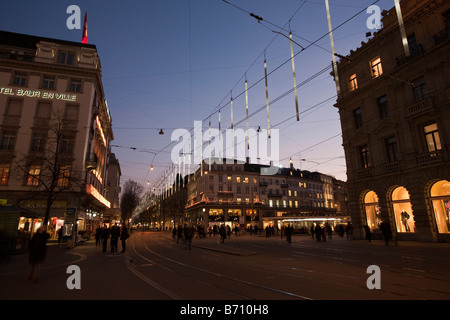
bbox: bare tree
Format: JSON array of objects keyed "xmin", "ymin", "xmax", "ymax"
[
  {"xmin": 120, "ymin": 179, "xmax": 143, "ymax": 223},
  {"xmin": 13, "ymin": 110, "xmax": 84, "ymax": 226}
]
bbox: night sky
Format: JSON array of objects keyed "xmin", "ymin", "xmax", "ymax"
[{"xmin": 0, "ymin": 0, "xmax": 396, "ymax": 191}]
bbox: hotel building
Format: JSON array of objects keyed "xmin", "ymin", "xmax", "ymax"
[
  {"xmin": 334, "ymin": 0, "xmax": 450, "ymax": 242},
  {"xmin": 0, "ymin": 30, "xmax": 117, "ymax": 245}
]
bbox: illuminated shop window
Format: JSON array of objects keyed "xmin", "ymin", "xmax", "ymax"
[
  {"xmin": 370, "ymin": 57, "xmax": 383, "ymax": 78},
  {"xmin": 363, "ymin": 191, "xmax": 381, "ymax": 231},
  {"xmin": 0, "ymin": 163, "xmax": 10, "ymax": 185},
  {"xmin": 391, "ymin": 186, "xmax": 415, "ymax": 233},
  {"xmin": 430, "ymin": 180, "xmax": 450, "ymax": 234}
]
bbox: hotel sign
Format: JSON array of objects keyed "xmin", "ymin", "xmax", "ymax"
[{"xmin": 0, "ymin": 87, "xmax": 77, "ymax": 101}]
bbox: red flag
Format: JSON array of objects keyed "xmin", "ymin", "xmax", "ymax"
[{"xmin": 81, "ymin": 12, "xmax": 88, "ymax": 44}]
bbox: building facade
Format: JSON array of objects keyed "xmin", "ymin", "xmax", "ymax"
[
  {"xmin": 0, "ymin": 31, "xmax": 116, "ymax": 244},
  {"xmin": 184, "ymin": 159, "xmax": 349, "ymax": 233},
  {"xmin": 334, "ymin": 0, "xmax": 450, "ymax": 242}
]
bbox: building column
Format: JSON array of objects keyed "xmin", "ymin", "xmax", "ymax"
[{"xmin": 409, "ymin": 186, "xmax": 437, "ymax": 242}]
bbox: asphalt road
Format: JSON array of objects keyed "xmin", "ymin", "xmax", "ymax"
[{"xmin": 1, "ymin": 230, "xmax": 449, "ymax": 317}]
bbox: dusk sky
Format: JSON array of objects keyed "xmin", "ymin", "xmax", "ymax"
[{"xmin": 1, "ymin": 0, "xmax": 395, "ymax": 191}]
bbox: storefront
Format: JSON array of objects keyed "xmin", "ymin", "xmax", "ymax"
[{"xmin": 429, "ymin": 180, "xmax": 450, "ymax": 235}]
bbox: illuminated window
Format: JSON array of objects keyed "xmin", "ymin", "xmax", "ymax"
[
  {"xmin": 243, "ymin": 177, "xmax": 249, "ymax": 183},
  {"xmin": 348, "ymin": 73, "xmax": 358, "ymax": 92},
  {"xmin": 424, "ymin": 123, "xmax": 442, "ymax": 152},
  {"xmin": 236, "ymin": 176, "xmax": 241, "ymax": 183},
  {"xmin": 253, "ymin": 177, "xmax": 257, "ymax": 184},
  {"xmin": 0, "ymin": 164, "xmax": 10, "ymax": 185},
  {"xmin": 430, "ymin": 180, "xmax": 450, "ymax": 234},
  {"xmin": 359, "ymin": 145, "xmax": 370, "ymax": 169},
  {"xmin": 370, "ymin": 57, "xmax": 383, "ymax": 78},
  {"xmin": 227, "ymin": 176, "xmax": 232, "ymax": 181},
  {"xmin": 57, "ymin": 165, "xmax": 71, "ymax": 187},
  {"xmin": 26, "ymin": 165, "xmax": 41, "ymax": 186}
]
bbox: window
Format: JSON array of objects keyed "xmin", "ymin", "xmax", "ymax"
[
  {"xmin": 35, "ymin": 101, "xmax": 51, "ymax": 119},
  {"xmin": 0, "ymin": 131, "xmax": 16, "ymax": 150},
  {"xmin": 60, "ymin": 135, "xmax": 75, "ymax": 154},
  {"xmin": 353, "ymin": 108, "xmax": 363, "ymax": 129},
  {"xmin": 348, "ymin": 73, "xmax": 358, "ymax": 92},
  {"xmin": 57, "ymin": 165, "xmax": 71, "ymax": 187},
  {"xmin": 42, "ymin": 76, "xmax": 55, "ymax": 89},
  {"xmin": 412, "ymin": 76, "xmax": 427, "ymax": 100},
  {"xmin": 377, "ymin": 95, "xmax": 389, "ymax": 119},
  {"xmin": 407, "ymin": 33, "xmax": 421, "ymax": 56},
  {"xmin": 244, "ymin": 177, "xmax": 249, "ymax": 183},
  {"xmin": 359, "ymin": 145, "xmax": 370, "ymax": 169},
  {"xmin": 424, "ymin": 123, "xmax": 442, "ymax": 152},
  {"xmin": 5, "ymin": 99, "xmax": 23, "ymax": 117},
  {"xmin": 0, "ymin": 164, "xmax": 10, "ymax": 185},
  {"xmin": 385, "ymin": 136, "xmax": 399, "ymax": 162},
  {"xmin": 30, "ymin": 133, "xmax": 47, "ymax": 152},
  {"xmin": 65, "ymin": 104, "xmax": 79, "ymax": 121},
  {"xmin": 227, "ymin": 176, "xmax": 232, "ymax": 182},
  {"xmin": 69, "ymin": 79, "xmax": 82, "ymax": 92},
  {"xmin": 370, "ymin": 57, "xmax": 383, "ymax": 78},
  {"xmin": 26, "ymin": 165, "xmax": 41, "ymax": 186},
  {"xmin": 57, "ymin": 51, "xmax": 76, "ymax": 65},
  {"xmin": 236, "ymin": 176, "xmax": 241, "ymax": 183},
  {"xmin": 13, "ymin": 72, "xmax": 27, "ymax": 86}
]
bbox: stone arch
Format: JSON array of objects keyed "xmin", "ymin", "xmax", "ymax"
[{"xmin": 427, "ymin": 179, "xmax": 450, "ymax": 234}]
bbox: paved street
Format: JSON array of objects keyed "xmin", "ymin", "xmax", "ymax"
[{"xmin": 1, "ymin": 230, "xmax": 450, "ymax": 302}]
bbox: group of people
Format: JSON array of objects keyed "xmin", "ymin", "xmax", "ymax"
[
  {"xmin": 172, "ymin": 224, "xmax": 196, "ymax": 249},
  {"xmin": 95, "ymin": 223, "xmax": 130, "ymax": 253}
]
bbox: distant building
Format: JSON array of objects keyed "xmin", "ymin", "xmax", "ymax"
[
  {"xmin": 0, "ymin": 30, "xmax": 116, "ymax": 242},
  {"xmin": 184, "ymin": 159, "xmax": 349, "ymax": 233},
  {"xmin": 334, "ymin": 0, "xmax": 450, "ymax": 242}
]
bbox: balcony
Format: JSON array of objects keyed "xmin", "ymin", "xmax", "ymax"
[
  {"xmin": 406, "ymin": 97, "xmax": 435, "ymax": 117},
  {"xmin": 395, "ymin": 44, "xmax": 424, "ymax": 67},
  {"xmin": 382, "ymin": 161, "xmax": 402, "ymax": 174},
  {"xmin": 416, "ymin": 150, "xmax": 445, "ymax": 166},
  {"xmin": 433, "ymin": 27, "xmax": 450, "ymax": 46}
]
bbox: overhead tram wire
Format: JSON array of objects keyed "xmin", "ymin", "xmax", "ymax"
[{"xmin": 139, "ymin": 1, "xmax": 381, "ymax": 183}]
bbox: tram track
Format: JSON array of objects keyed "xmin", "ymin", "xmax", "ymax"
[{"xmin": 126, "ymin": 232, "xmax": 313, "ymax": 300}]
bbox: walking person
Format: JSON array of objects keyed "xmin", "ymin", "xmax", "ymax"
[
  {"xmin": 285, "ymin": 224, "xmax": 292, "ymax": 243},
  {"xmin": 101, "ymin": 224, "xmax": 110, "ymax": 253},
  {"xmin": 380, "ymin": 220, "xmax": 392, "ymax": 245},
  {"xmin": 219, "ymin": 224, "xmax": 226, "ymax": 243},
  {"xmin": 28, "ymin": 225, "xmax": 50, "ymax": 282},
  {"xmin": 177, "ymin": 225, "xmax": 183, "ymax": 244},
  {"xmin": 364, "ymin": 225, "xmax": 372, "ymax": 242},
  {"xmin": 120, "ymin": 225, "xmax": 130, "ymax": 253},
  {"xmin": 110, "ymin": 223, "xmax": 120, "ymax": 253},
  {"xmin": 184, "ymin": 224, "xmax": 194, "ymax": 250}
]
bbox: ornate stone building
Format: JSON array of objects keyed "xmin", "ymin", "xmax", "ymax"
[
  {"xmin": 0, "ymin": 30, "xmax": 117, "ymax": 243},
  {"xmin": 334, "ymin": 0, "xmax": 450, "ymax": 242}
]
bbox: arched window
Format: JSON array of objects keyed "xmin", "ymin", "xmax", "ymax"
[
  {"xmin": 430, "ymin": 180, "xmax": 450, "ymax": 234},
  {"xmin": 364, "ymin": 191, "xmax": 381, "ymax": 231},
  {"xmin": 391, "ymin": 186, "xmax": 415, "ymax": 233}
]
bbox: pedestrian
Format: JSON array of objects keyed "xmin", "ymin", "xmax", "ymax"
[
  {"xmin": 184, "ymin": 224, "xmax": 194, "ymax": 250},
  {"xmin": 110, "ymin": 223, "xmax": 120, "ymax": 253},
  {"xmin": 101, "ymin": 224, "xmax": 110, "ymax": 253},
  {"xmin": 219, "ymin": 224, "xmax": 226, "ymax": 243},
  {"xmin": 315, "ymin": 224, "xmax": 322, "ymax": 242},
  {"xmin": 172, "ymin": 226, "xmax": 177, "ymax": 241},
  {"xmin": 120, "ymin": 225, "xmax": 130, "ymax": 253},
  {"xmin": 345, "ymin": 223, "xmax": 353, "ymax": 241},
  {"xmin": 265, "ymin": 225, "xmax": 271, "ymax": 238},
  {"xmin": 380, "ymin": 220, "xmax": 392, "ymax": 245},
  {"xmin": 28, "ymin": 225, "xmax": 50, "ymax": 282},
  {"xmin": 325, "ymin": 223, "xmax": 333, "ymax": 240},
  {"xmin": 285, "ymin": 224, "xmax": 292, "ymax": 243},
  {"xmin": 364, "ymin": 225, "xmax": 372, "ymax": 242},
  {"xmin": 57, "ymin": 226, "xmax": 63, "ymax": 247},
  {"xmin": 95, "ymin": 227, "xmax": 101, "ymax": 246},
  {"xmin": 310, "ymin": 224, "xmax": 315, "ymax": 240},
  {"xmin": 177, "ymin": 225, "xmax": 183, "ymax": 244}
]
